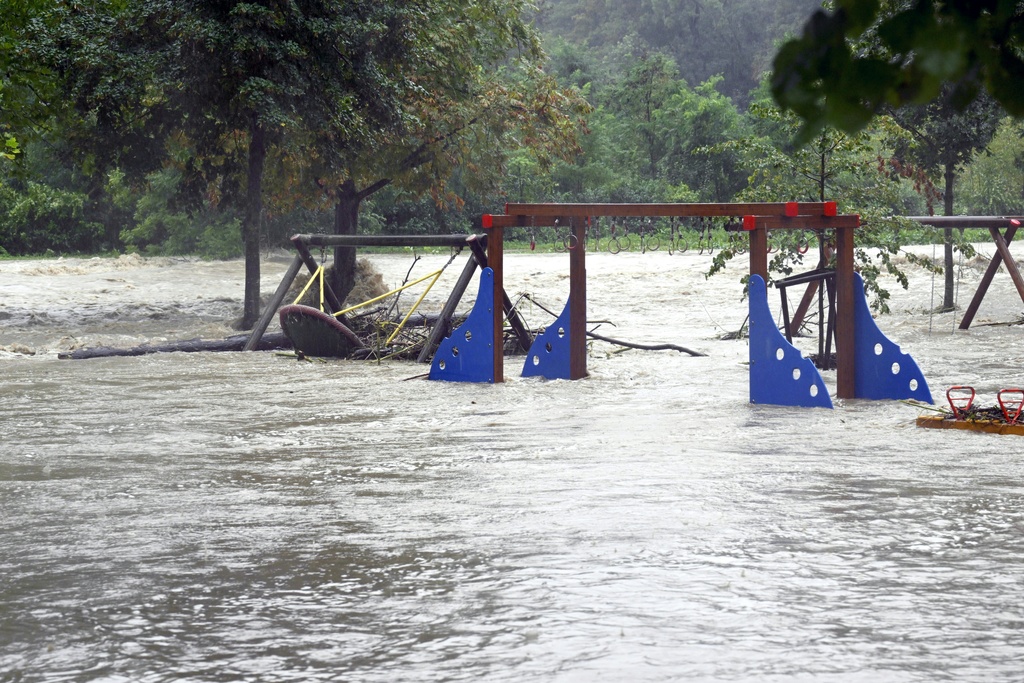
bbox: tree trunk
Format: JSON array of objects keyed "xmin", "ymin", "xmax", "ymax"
[
  {"xmin": 59, "ymin": 332, "xmax": 292, "ymax": 359},
  {"xmin": 241, "ymin": 119, "xmax": 266, "ymax": 329},
  {"xmin": 329, "ymin": 179, "xmax": 362, "ymax": 305},
  {"xmin": 942, "ymin": 163, "xmax": 955, "ymax": 312}
]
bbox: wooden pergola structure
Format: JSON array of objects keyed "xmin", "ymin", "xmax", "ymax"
[{"xmin": 481, "ymin": 201, "xmax": 863, "ymax": 397}]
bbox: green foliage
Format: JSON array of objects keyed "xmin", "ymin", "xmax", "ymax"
[
  {"xmin": 658, "ymin": 76, "xmax": 749, "ymax": 201},
  {"xmin": 366, "ymin": 187, "xmax": 471, "ymax": 236},
  {"xmin": 889, "ymin": 88, "xmax": 1003, "ymax": 190},
  {"xmin": 5, "ymin": 0, "xmax": 1020, "ymax": 274},
  {"xmin": 886, "ymin": 85, "xmax": 1003, "ymax": 309},
  {"xmin": 958, "ymin": 117, "xmax": 1024, "ymax": 215},
  {"xmin": 772, "ymin": 0, "xmax": 1024, "ymax": 144},
  {"xmin": 539, "ymin": 55, "xmax": 747, "ymax": 205},
  {"xmin": 0, "ymin": 179, "xmax": 102, "ymax": 254},
  {"xmin": 123, "ymin": 167, "xmax": 241, "ymax": 259},
  {"xmin": 709, "ymin": 91, "xmax": 928, "ymax": 312},
  {"xmin": 1, "ymin": 81, "xmax": 20, "ymax": 162},
  {"xmin": 2, "ymin": 132, "xmax": 20, "ymax": 161},
  {"xmin": 535, "ymin": 0, "xmax": 822, "ymax": 105}
]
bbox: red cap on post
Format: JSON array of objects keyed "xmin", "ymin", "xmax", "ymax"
[
  {"xmin": 482, "ymin": 214, "xmax": 493, "ymax": 229},
  {"xmin": 824, "ymin": 201, "xmax": 837, "ymax": 217},
  {"xmin": 743, "ymin": 215, "xmax": 757, "ymax": 231},
  {"xmin": 785, "ymin": 202, "xmax": 798, "ymax": 217}
]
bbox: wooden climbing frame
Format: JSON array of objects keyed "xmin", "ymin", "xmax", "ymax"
[{"xmin": 482, "ymin": 202, "xmax": 863, "ymax": 396}]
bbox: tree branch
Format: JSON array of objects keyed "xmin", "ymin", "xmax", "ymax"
[{"xmin": 587, "ymin": 330, "xmax": 707, "ymax": 357}]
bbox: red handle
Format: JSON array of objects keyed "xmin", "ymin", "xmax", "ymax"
[
  {"xmin": 946, "ymin": 386, "xmax": 975, "ymax": 419},
  {"xmin": 998, "ymin": 388, "xmax": 1024, "ymax": 424}
]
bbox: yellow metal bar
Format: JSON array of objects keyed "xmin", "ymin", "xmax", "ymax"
[
  {"xmin": 333, "ymin": 269, "xmax": 444, "ymax": 317},
  {"xmin": 385, "ymin": 270, "xmax": 443, "ymax": 345},
  {"xmin": 318, "ymin": 266, "xmax": 325, "ymax": 312},
  {"xmin": 291, "ymin": 265, "xmax": 323, "ymax": 306}
]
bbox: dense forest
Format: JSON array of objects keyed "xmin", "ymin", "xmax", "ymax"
[{"xmin": 2, "ymin": 0, "xmax": 1023, "ymax": 315}]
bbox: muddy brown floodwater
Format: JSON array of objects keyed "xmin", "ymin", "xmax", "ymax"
[{"xmin": 2, "ymin": 248, "xmax": 1023, "ymax": 682}]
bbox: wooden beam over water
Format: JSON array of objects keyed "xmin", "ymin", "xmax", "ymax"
[
  {"xmin": 504, "ymin": 202, "xmax": 837, "ymax": 218},
  {"xmin": 292, "ymin": 234, "xmax": 482, "ymax": 248}
]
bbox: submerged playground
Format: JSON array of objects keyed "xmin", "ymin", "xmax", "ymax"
[{"xmin": 243, "ymin": 201, "xmax": 1024, "ymax": 426}]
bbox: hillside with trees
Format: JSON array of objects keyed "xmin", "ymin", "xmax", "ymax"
[{"xmin": 534, "ymin": 0, "xmax": 821, "ymax": 106}]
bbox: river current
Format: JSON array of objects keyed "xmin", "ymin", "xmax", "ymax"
[{"xmin": 1, "ymin": 248, "xmax": 1023, "ymax": 682}]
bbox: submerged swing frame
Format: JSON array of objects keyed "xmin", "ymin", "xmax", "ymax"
[
  {"xmin": 905, "ymin": 215, "xmax": 1024, "ymax": 330},
  {"xmin": 244, "ymin": 232, "xmax": 534, "ymax": 358}
]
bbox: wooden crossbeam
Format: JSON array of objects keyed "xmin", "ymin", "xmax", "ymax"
[
  {"xmin": 907, "ymin": 216, "xmax": 1024, "ymax": 229},
  {"xmin": 741, "ymin": 214, "xmax": 860, "ymax": 231},
  {"xmin": 502, "ymin": 201, "xmax": 837, "ymax": 218},
  {"xmin": 292, "ymin": 233, "xmax": 478, "ymax": 248}
]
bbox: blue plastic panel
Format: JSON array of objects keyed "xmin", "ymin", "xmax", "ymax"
[
  {"xmin": 852, "ymin": 272, "xmax": 932, "ymax": 403},
  {"xmin": 521, "ymin": 298, "xmax": 572, "ymax": 380},
  {"xmin": 749, "ymin": 275, "xmax": 833, "ymax": 409},
  {"xmin": 428, "ymin": 268, "xmax": 495, "ymax": 383}
]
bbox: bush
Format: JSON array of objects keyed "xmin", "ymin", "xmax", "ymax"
[
  {"xmin": 0, "ymin": 180, "xmax": 103, "ymax": 255},
  {"xmin": 122, "ymin": 167, "xmax": 242, "ymax": 259}
]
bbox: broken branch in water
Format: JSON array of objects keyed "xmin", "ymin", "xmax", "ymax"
[
  {"xmin": 586, "ymin": 330, "xmax": 706, "ymax": 357},
  {"xmin": 521, "ymin": 293, "xmax": 706, "ymax": 357}
]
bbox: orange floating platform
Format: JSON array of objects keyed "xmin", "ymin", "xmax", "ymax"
[{"xmin": 916, "ymin": 415, "xmax": 1024, "ymax": 436}]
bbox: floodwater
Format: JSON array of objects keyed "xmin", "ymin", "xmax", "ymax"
[{"xmin": 2, "ymin": 246, "xmax": 1023, "ymax": 682}]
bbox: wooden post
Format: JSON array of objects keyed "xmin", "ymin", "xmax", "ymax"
[
  {"xmin": 990, "ymin": 227, "xmax": 1024, "ymax": 299},
  {"xmin": 789, "ymin": 244, "xmax": 833, "ymax": 332},
  {"xmin": 416, "ymin": 248, "xmax": 479, "ymax": 364},
  {"xmin": 835, "ymin": 224, "xmax": 856, "ymax": 399},
  {"xmin": 959, "ymin": 225, "xmax": 1024, "ymax": 329},
  {"xmin": 487, "ymin": 225, "xmax": 505, "ymax": 383},
  {"xmin": 959, "ymin": 225, "xmax": 1014, "ymax": 329},
  {"xmin": 467, "ymin": 238, "xmax": 533, "ymax": 353},
  {"xmin": 748, "ymin": 222, "xmax": 768, "ymax": 280},
  {"xmin": 242, "ymin": 253, "xmax": 304, "ymax": 351},
  {"xmin": 569, "ymin": 216, "xmax": 588, "ymax": 379}
]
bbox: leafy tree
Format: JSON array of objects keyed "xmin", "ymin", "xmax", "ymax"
[
  {"xmin": 958, "ymin": 117, "xmax": 1024, "ymax": 215},
  {"xmin": 657, "ymin": 76, "xmax": 748, "ymax": 201},
  {"xmin": 1, "ymin": 0, "xmax": 52, "ymax": 165},
  {"xmin": 0, "ymin": 136, "xmax": 134, "ymax": 255},
  {"xmin": 1, "ymin": 126, "xmax": 19, "ymax": 162},
  {"xmin": 772, "ymin": 0, "xmax": 1024, "ymax": 143},
  {"xmin": 24, "ymin": 0, "xmax": 526, "ymax": 326},
  {"xmin": 122, "ymin": 166, "xmax": 242, "ymax": 258},
  {"xmin": 714, "ymin": 88, "xmax": 926, "ymax": 313},
  {"xmin": 534, "ymin": 0, "xmax": 821, "ymax": 105},
  {"xmin": 0, "ymin": 178, "xmax": 102, "ymax": 254},
  {"xmin": 301, "ymin": 1, "xmax": 591, "ymax": 303},
  {"xmin": 605, "ymin": 53, "xmax": 679, "ymax": 177},
  {"xmin": 889, "ymin": 87, "xmax": 1002, "ymax": 310},
  {"xmin": 558, "ymin": 55, "xmax": 746, "ymax": 205}
]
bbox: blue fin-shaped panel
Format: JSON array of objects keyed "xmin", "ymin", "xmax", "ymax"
[
  {"xmin": 749, "ymin": 275, "xmax": 833, "ymax": 409},
  {"xmin": 428, "ymin": 268, "xmax": 495, "ymax": 383},
  {"xmin": 852, "ymin": 272, "xmax": 932, "ymax": 403},
  {"xmin": 521, "ymin": 298, "xmax": 572, "ymax": 380}
]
